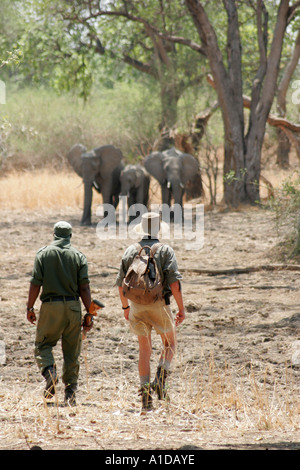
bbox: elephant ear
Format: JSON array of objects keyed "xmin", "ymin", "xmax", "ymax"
[
  {"xmin": 81, "ymin": 150, "xmax": 101, "ymax": 178},
  {"xmin": 67, "ymin": 143, "xmax": 86, "ymax": 178},
  {"xmin": 144, "ymin": 152, "xmax": 165, "ymax": 184},
  {"xmin": 93, "ymin": 145, "xmax": 123, "ymax": 177},
  {"xmin": 180, "ymin": 153, "xmax": 201, "ymax": 184}
]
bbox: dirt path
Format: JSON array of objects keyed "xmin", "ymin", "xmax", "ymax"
[{"xmin": 0, "ymin": 205, "xmax": 299, "ymax": 450}]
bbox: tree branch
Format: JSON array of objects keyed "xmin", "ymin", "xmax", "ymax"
[
  {"xmin": 288, "ymin": 0, "xmax": 300, "ymax": 23},
  {"xmin": 277, "ymin": 29, "xmax": 300, "ymax": 115},
  {"xmin": 207, "ymin": 73, "xmax": 300, "ymax": 133}
]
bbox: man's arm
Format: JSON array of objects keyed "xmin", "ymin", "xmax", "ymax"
[
  {"xmin": 79, "ymin": 283, "xmax": 92, "ymax": 312},
  {"xmin": 170, "ymin": 281, "xmax": 185, "ymax": 326},
  {"xmin": 26, "ymin": 282, "xmax": 41, "ymax": 324},
  {"xmin": 118, "ymin": 286, "xmax": 130, "ymax": 320}
]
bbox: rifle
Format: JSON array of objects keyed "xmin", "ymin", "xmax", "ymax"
[{"xmin": 82, "ymin": 299, "xmax": 105, "ymax": 339}]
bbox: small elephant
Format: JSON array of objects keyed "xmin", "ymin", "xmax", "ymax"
[
  {"xmin": 144, "ymin": 147, "xmax": 203, "ymax": 207},
  {"xmin": 120, "ymin": 164, "xmax": 150, "ymax": 208},
  {"xmin": 67, "ymin": 143, "xmax": 124, "ymax": 225}
]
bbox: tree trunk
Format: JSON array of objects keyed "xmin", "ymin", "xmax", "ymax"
[
  {"xmin": 223, "ymin": 119, "xmax": 247, "ymax": 206},
  {"xmin": 276, "ymin": 128, "xmax": 291, "ymax": 168},
  {"xmin": 186, "ymin": 0, "xmax": 295, "ymax": 206},
  {"xmin": 160, "ymin": 82, "xmax": 180, "ymax": 129},
  {"xmin": 276, "ymin": 30, "xmax": 300, "ymax": 168}
]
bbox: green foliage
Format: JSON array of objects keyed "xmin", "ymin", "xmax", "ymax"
[
  {"xmin": 269, "ymin": 172, "xmax": 300, "ymax": 260},
  {"xmin": 0, "ymin": 83, "xmax": 160, "ymax": 170},
  {"xmin": 0, "ymin": 0, "xmax": 25, "ymax": 74}
]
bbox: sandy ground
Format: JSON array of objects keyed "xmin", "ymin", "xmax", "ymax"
[{"xmin": 0, "ymin": 203, "xmax": 299, "ymax": 451}]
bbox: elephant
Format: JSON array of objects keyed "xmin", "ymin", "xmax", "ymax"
[
  {"xmin": 144, "ymin": 147, "xmax": 203, "ymax": 207},
  {"xmin": 120, "ymin": 164, "xmax": 150, "ymax": 208},
  {"xmin": 67, "ymin": 143, "xmax": 124, "ymax": 226}
]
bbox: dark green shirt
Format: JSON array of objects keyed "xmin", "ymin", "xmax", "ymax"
[
  {"xmin": 30, "ymin": 236, "xmax": 89, "ymax": 302},
  {"xmin": 116, "ymin": 237, "xmax": 182, "ymax": 298}
]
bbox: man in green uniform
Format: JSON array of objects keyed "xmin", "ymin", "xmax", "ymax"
[
  {"xmin": 26, "ymin": 221, "xmax": 92, "ymax": 406},
  {"xmin": 116, "ymin": 212, "xmax": 185, "ymax": 411}
]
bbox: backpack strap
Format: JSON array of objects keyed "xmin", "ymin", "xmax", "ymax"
[
  {"xmin": 149, "ymin": 242, "xmax": 163, "ymax": 256},
  {"xmin": 137, "ymin": 242, "xmax": 163, "ymax": 257}
]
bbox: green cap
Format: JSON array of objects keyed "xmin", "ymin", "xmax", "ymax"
[{"xmin": 53, "ymin": 221, "xmax": 72, "ymax": 238}]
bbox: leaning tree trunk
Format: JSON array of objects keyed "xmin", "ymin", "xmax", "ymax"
[{"xmin": 276, "ymin": 30, "xmax": 300, "ymax": 168}]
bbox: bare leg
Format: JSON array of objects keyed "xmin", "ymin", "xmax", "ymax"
[
  {"xmin": 137, "ymin": 334, "xmax": 152, "ymax": 381},
  {"xmin": 152, "ymin": 329, "xmax": 176, "ymax": 400},
  {"xmin": 159, "ymin": 328, "xmax": 176, "ymax": 370},
  {"xmin": 137, "ymin": 335, "xmax": 153, "ymax": 410}
]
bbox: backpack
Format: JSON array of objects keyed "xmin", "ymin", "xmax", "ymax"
[{"xmin": 122, "ymin": 243, "xmax": 163, "ymax": 305}]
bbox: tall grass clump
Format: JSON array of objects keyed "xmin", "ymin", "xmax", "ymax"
[{"xmin": 0, "ymin": 170, "xmax": 85, "ymax": 210}]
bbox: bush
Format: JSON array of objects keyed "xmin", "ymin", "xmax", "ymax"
[{"xmin": 270, "ymin": 171, "xmax": 300, "ymax": 260}]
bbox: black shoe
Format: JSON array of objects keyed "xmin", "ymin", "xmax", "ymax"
[
  {"xmin": 42, "ymin": 365, "xmax": 58, "ymax": 399},
  {"xmin": 138, "ymin": 383, "xmax": 153, "ymax": 411},
  {"xmin": 151, "ymin": 366, "xmax": 169, "ymax": 400},
  {"xmin": 64, "ymin": 384, "xmax": 77, "ymax": 406}
]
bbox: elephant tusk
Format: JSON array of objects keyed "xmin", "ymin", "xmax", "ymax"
[
  {"xmin": 180, "ymin": 182, "xmax": 185, "ymax": 189},
  {"xmin": 167, "ymin": 181, "xmax": 171, "ymax": 189}
]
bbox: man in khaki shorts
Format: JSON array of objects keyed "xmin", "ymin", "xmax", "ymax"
[{"xmin": 116, "ymin": 212, "xmax": 185, "ymax": 411}]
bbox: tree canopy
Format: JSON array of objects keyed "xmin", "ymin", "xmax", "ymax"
[{"xmin": 1, "ymin": 0, "xmax": 299, "ymax": 204}]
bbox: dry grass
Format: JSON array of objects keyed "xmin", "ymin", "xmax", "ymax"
[
  {"xmin": 0, "ymin": 353, "xmax": 298, "ymax": 451},
  {"xmin": 0, "ymin": 165, "xmax": 294, "ymax": 212},
  {"xmin": 0, "ymin": 169, "xmax": 299, "ymax": 450},
  {"xmin": 0, "ymin": 170, "xmax": 88, "ymax": 210}
]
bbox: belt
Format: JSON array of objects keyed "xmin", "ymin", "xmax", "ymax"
[{"xmin": 43, "ymin": 296, "xmax": 79, "ymax": 303}]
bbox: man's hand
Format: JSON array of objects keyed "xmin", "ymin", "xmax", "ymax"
[
  {"xmin": 175, "ymin": 308, "xmax": 185, "ymax": 326},
  {"xmin": 26, "ymin": 283, "xmax": 40, "ymax": 324},
  {"xmin": 123, "ymin": 306, "xmax": 130, "ymax": 321},
  {"xmin": 82, "ymin": 313, "xmax": 94, "ymax": 332},
  {"xmin": 170, "ymin": 281, "xmax": 185, "ymax": 327},
  {"xmin": 27, "ymin": 308, "xmax": 36, "ymax": 325}
]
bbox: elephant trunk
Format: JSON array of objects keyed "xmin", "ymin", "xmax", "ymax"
[
  {"xmin": 168, "ymin": 178, "xmax": 184, "ymax": 206},
  {"xmin": 81, "ymin": 178, "xmax": 93, "ymax": 226}
]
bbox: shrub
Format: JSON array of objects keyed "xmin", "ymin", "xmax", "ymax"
[{"xmin": 269, "ymin": 171, "xmax": 300, "ymax": 260}]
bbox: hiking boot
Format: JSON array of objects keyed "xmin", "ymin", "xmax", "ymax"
[
  {"xmin": 64, "ymin": 384, "xmax": 77, "ymax": 406},
  {"xmin": 151, "ymin": 366, "xmax": 169, "ymax": 400},
  {"xmin": 42, "ymin": 365, "xmax": 58, "ymax": 399},
  {"xmin": 138, "ymin": 383, "xmax": 153, "ymax": 411}
]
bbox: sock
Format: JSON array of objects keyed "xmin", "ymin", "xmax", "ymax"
[
  {"xmin": 158, "ymin": 359, "xmax": 171, "ymax": 372},
  {"xmin": 140, "ymin": 375, "xmax": 150, "ymax": 386}
]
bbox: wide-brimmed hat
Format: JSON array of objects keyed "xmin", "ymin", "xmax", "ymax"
[
  {"xmin": 53, "ymin": 221, "xmax": 72, "ymax": 238},
  {"xmin": 133, "ymin": 212, "xmax": 169, "ymax": 238}
]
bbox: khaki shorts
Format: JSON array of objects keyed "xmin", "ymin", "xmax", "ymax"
[{"xmin": 128, "ymin": 299, "xmax": 174, "ymax": 336}]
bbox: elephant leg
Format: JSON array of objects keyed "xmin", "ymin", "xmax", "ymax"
[
  {"xmin": 81, "ymin": 181, "xmax": 93, "ymax": 226},
  {"xmin": 172, "ymin": 186, "xmax": 184, "ymax": 222}
]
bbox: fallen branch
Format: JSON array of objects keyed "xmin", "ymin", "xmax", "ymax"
[
  {"xmin": 213, "ymin": 284, "xmax": 297, "ymax": 290},
  {"xmin": 181, "ymin": 264, "xmax": 300, "ymax": 276}
]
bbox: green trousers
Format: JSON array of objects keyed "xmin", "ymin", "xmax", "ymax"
[{"xmin": 35, "ymin": 300, "xmax": 82, "ymax": 386}]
